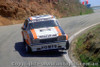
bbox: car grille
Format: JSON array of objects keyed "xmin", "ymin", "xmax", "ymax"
[{"xmin": 40, "ymin": 38, "xmax": 57, "ymax": 43}]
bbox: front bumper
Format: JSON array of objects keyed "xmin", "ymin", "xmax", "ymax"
[{"xmin": 30, "ymin": 41, "xmax": 67, "ymax": 52}]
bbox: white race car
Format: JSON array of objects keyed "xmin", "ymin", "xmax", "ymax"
[{"xmin": 21, "ymin": 15, "xmax": 69, "ymax": 53}]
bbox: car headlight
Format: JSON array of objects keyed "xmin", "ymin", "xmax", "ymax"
[{"xmin": 57, "ymin": 35, "xmax": 66, "ymax": 41}]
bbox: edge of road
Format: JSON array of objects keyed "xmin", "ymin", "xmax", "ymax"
[{"xmin": 63, "ymin": 22, "xmax": 100, "ymax": 67}]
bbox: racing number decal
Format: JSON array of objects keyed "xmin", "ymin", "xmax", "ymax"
[
  {"xmin": 26, "ymin": 33, "xmax": 30, "ymax": 45},
  {"xmin": 55, "ymin": 26, "xmax": 62, "ymax": 36},
  {"xmin": 30, "ymin": 29, "xmax": 37, "ymax": 39},
  {"xmin": 23, "ymin": 31, "xmax": 31, "ymax": 45}
]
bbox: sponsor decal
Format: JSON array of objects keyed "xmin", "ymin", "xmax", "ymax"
[
  {"xmin": 31, "ymin": 18, "xmax": 52, "ymax": 23},
  {"xmin": 39, "ymin": 34, "xmax": 57, "ymax": 38}
]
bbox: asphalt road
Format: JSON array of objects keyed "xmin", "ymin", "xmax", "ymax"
[{"xmin": 0, "ymin": 10, "xmax": 100, "ymax": 67}]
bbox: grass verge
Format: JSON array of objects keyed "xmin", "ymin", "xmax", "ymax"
[{"xmin": 75, "ymin": 24, "xmax": 100, "ymax": 67}]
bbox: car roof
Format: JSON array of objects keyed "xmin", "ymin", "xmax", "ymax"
[{"xmin": 27, "ymin": 15, "xmax": 56, "ymax": 23}]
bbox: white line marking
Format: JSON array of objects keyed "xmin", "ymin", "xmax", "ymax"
[{"xmin": 63, "ymin": 22, "xmax": 100, "ymax": 67}]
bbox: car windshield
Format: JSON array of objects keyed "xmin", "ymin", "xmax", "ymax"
[{"xmin": 28, "ymin": 20, "xmax": 57, "ymax": 29}]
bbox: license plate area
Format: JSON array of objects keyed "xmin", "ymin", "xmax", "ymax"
[{"xmin": 41, "ymin": 44, "xmax": 59, "ymax": 49}]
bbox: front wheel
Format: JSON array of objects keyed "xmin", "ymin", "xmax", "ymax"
[
  {"xmin": 66, "ymin": 41, "xmax": 69, "ymax": 50},
  {"xmin": 25, "ymin": 45, "xmax": 32, "ymax": 53},
  {"xmin": 23, "ymin": 38, "xmax": 26, "ymax": 45}
]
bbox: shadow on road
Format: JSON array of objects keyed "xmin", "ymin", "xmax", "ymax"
[{"xmin": 15, "ymin": 42, "xmax": 67, "ymax": 57}]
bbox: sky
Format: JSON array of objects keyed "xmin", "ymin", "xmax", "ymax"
[{"xmin": 80, "ymin": 0, "xmax": 100, "ymax": 7}]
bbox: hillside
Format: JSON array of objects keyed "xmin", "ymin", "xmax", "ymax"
[{"xmin": 0, "ymin": 0, "xmax": 93, "ymax": 26}]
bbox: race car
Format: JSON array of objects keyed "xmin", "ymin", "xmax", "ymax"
[{"xmin": 21, "ymin": 15, "xmax": 69, "ymax": 53}]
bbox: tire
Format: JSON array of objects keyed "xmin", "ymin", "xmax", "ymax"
[
  {"xmin": 25, "ymin": 45, "xmax": 32, "ymax": 53},
  {"xmin": 23, "ymin": 38, "xmax": 26, "ymax": 45},
  {"xmin": 66, "ymin": 41, "xmax": 69, "ymax": 50}
]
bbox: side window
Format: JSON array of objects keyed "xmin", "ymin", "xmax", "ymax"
[
  {"xmin": 26, "ymin": 20, "xmax": 28, "ymax": 28},
  {"xmin": 24, "ymin": 20, "xmax": 28, "ymax": 29}
]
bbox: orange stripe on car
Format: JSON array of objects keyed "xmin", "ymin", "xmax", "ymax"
[
  {"xmin": 31, "ymin": 29, "xmax": 37, "ymax": 39},
  {"xmin": 55, "ymin": 26, "xmax": 62, "ymax": 36},
  {"xmin": 25, "ymin": 40, "xmax": 30, "ymax": 45}
]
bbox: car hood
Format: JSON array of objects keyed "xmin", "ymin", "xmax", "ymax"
[{"xmin": 31, "ymin": 27, "xmax": 59, "ymax": 39}]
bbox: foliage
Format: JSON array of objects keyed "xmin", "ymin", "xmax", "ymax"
[{"xmin": 75, "ymin": 24, "xmax": 100, "ymax": 67}]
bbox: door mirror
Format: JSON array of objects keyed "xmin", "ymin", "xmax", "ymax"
[{"xmin": 21, "ymin": 27, "xmax": 25, "ymax": 30}]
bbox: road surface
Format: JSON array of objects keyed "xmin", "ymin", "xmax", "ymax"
[{"xmin": 0, "ymin": 10, "xmax": 100, "ymax": 67}]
